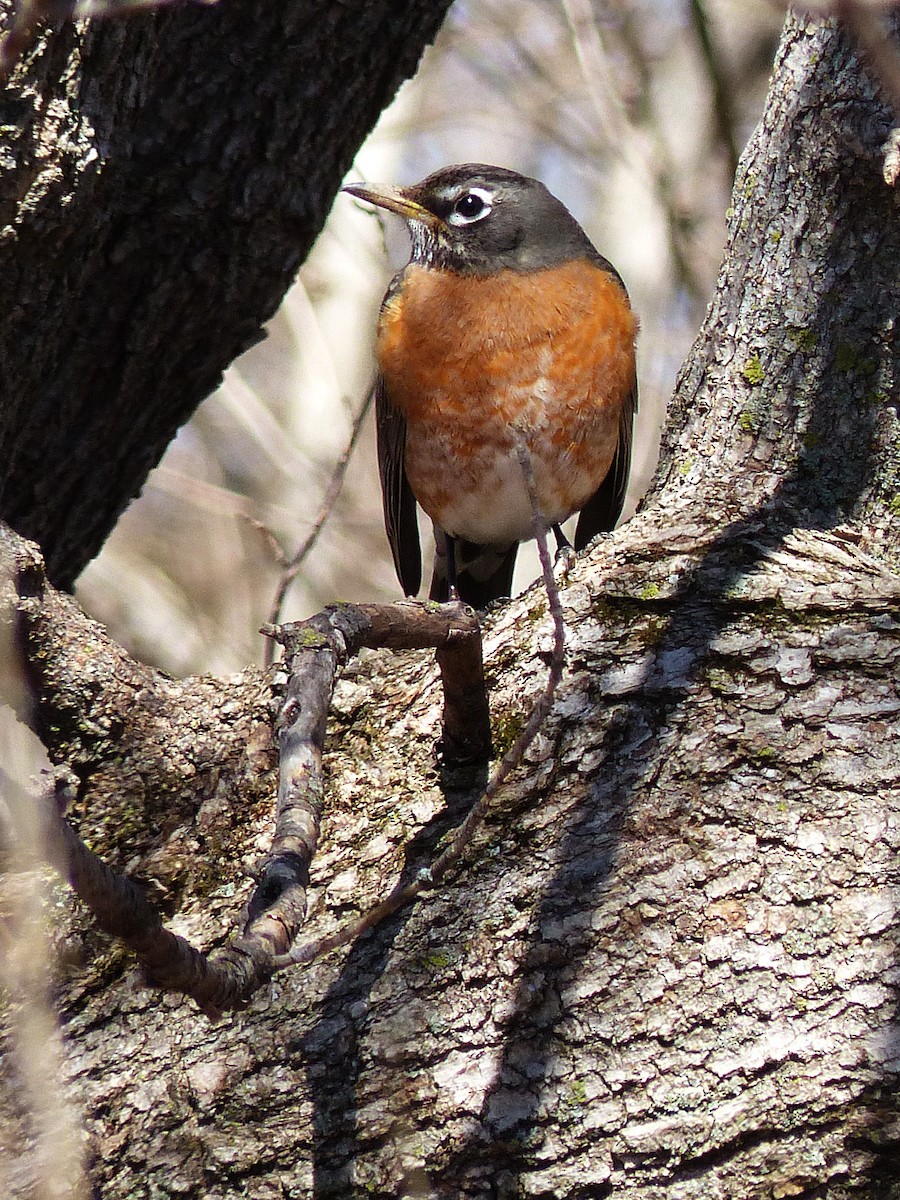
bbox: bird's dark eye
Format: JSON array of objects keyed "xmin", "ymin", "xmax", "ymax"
[
  {"xmin": 446, "ymin": 188, "xmax": 493, "ymax": 226},
  {"xmin": 455, "ymin": 193, "xmax": 485, "ymax": 219}
]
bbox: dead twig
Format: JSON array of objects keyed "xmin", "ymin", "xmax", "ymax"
[
  {"xmin": 4, "ymin": 770, "xmax": 236, "ymax": 1020},
  {"xmin": 247, "ymin": 600, "xmax": 491, "ymax": 940},
  {"xmin": 273, "ymin": 439, "xmax": 566, "ymax": 971},
  {"xmin": 39, "ymin": 600, "xmax": 490, "ymax": 1015},
  {"xmin": 560, "ymin": 0, "xmax": 707, "ymax": 299},
  {"xmin": 261, "ymin": 387, "xmax": 374, "ymax": 668}
]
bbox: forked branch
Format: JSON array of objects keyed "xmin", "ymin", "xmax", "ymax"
[{"xmin": 30, "ymin": 448, "xmax": 566, "ymax": 1017}]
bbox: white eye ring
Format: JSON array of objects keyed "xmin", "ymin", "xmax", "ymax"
[{"xmin": 447, "ymin": 187, "xmax": 494, "ymax": 226}]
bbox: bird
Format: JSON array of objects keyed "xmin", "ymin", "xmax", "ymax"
[{"xmin": 344, "ymin": 163, "xmax": 638, "ymax": 608}]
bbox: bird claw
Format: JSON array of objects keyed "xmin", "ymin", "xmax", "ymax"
[{"xmin": 553, "ymin": 542, "xmax": 576, "ymax": 584}]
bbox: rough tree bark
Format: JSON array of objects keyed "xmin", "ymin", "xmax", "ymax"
[
  {"xmin": 0, "ymin": 0, "xmax": 453, "ymax": 586},
  {"xmin": 2, "ymin": 9, "xmax": 900, "ymax": 1200}
]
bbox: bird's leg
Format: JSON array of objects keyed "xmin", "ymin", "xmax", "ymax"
[
  {"xmin": 445, "ymin": 534, "xmax": 460, "ymax": 601},
  {"xmin": 551, "ymin": 524, "xmax": 570, "ymax": 552},
  {"xmin": 551, "ymin": 524, "xmax": 576, "ymax": 583}
]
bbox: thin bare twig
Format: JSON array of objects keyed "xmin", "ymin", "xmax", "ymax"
[
  {"xmin": 248, "ymin": 600, "xmax": 491, "ymax": 946},
  {"xmin": 244, "ymin": 514, "xmax": 289, "ymax": 570},
  {"xmin": 273, "ymin": 440, "xmax": 567, "ymax": 971},
  {"xmin": 36, "ymin": 600, "xmax": 489, "ymax": 1014},
  {"xmin": 560, "ymin": 0, "xmax": 706, "ymax": 299},
  {"xmin": 262, "ymin": 387, "xmax": 374, "ymax": 668}
]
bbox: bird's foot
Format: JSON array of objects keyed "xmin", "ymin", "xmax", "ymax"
[
  {"xmin": 553, "ymin": 543, "xmax": 576, "ymax": 587},
  {"xmin": 551, "ymin": 524, "xmax": 576, "ymax": 585}
]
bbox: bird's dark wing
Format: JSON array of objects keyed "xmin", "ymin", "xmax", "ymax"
[
  {"xmin": 375, "ymin": 374, "xmax": 421, "ymax": 596},
  {"xmin": 574, "ymin": 380, "xmax": 638, "ymax": 551}
]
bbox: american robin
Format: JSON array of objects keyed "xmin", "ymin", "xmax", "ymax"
[{"xmin": 344, "ymin": 163, "xmax": 638, "ymax": 608}]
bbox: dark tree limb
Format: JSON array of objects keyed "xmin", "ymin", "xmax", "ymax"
[
  {"xmin": 58, "ymin": 805, "xmax": 232, "ymax": 1017},
  {"xmin": 0, "ymin": 0, "xmax": 217, "ymax": 82},
  {"xmin": 0, "ymin": 0, "xmax": 452, "ymax": 586}
]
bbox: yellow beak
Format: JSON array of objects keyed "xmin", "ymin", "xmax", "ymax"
[{"xmin": 342, "ymin": 182, "xmax": 439, "ymax": 226}]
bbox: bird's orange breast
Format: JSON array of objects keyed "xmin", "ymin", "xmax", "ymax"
[{"xmin": 377, "ymin": 259, "xmax": 638, "ymax": 545}]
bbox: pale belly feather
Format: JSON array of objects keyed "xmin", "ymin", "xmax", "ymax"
[{"xmin": 404, "ymin": 384, "xmax": 620, "ymax": 544}]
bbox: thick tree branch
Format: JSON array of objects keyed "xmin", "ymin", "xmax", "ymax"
[
  {"xmin": 16, "ymin": 595, "xmax": 493, "ymax": 1015},
  {"xmin": 3, "ymin": 520, "xmax": 497, "ymax": 1013},
  {"xmin": 0, "ymin": 0, "xmax": 452, "ymax": 585}
]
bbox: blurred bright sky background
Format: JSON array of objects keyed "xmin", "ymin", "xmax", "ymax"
[{"xmin": 76, "ymin": 0, "xmax": 783, "ymax": 676}]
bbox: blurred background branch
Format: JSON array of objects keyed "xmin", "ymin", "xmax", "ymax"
[
  {"xmin": 833, "ymin": 0, "xmax": 900, "ymax": 114},
  {"xmin": 260, "ymin": 386, "xmax": 374, "ymax": 668}
]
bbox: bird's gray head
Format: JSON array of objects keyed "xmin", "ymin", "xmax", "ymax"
[{"xmin": 343, "ymin": 163, "xmax": 602, "ymax": 275}]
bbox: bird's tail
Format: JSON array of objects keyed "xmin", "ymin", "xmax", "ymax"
[{"xmin": 429, "ymin": 528, "xmax": 518, "ymax": 609}]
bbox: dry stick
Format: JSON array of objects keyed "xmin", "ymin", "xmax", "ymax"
[
  {"xmin": 10, "ymin": 774, "xmax": 232, "ymax": 1019},
  {"xmin": 244, "ymin": 604, "xmax": 494, "ymax": 931},
  {"xmin": 273, "ymin": 439, "xmax": 567, "ymax": 971},
  {"xmin": 59, "ymin": 821, "xmax": 237, "ymax": 1017},
  {"xmin": 262, "ymin": 387, "xmax": 374, "ymax": 668},
  {"xmin": 0, "ymin": 757, "xmax": 91, "ymax": 1199},
  {"xmin": 36, "ymin": 602, "xmax": 489, "ymax": 1015},
  {"xmin": 248, "ymin": 599, "xmax": 492, "ymax": 923}
]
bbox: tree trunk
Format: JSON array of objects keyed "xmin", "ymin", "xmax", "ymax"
[
  {"xmin": 3, "ymin": 10, "xmax": 900, "ymax": 1200},
  {"xmin": 0, "ymin": 0, "xmax": 452, "ymax": 587}
]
